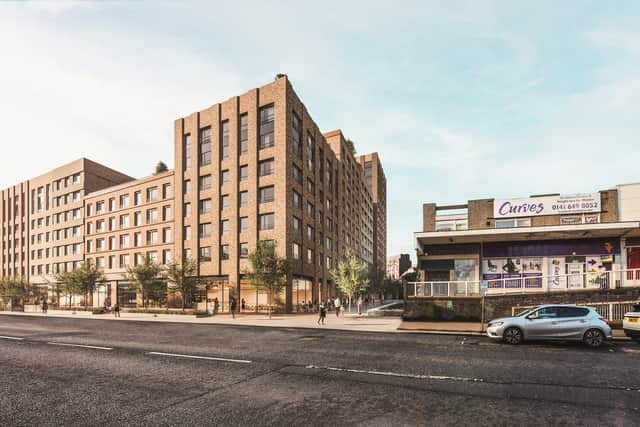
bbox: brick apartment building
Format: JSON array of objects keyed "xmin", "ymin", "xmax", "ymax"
[
  {"xmin": 358, "ymin": 152, "xmax": 387, "ymax": 273},
  {"xmin": 386, "ymin": 254, "xmax": 412, "ymax": 281},
  {"xmin": 0, "ymin": 75, "xmax": 386, "ymax": 313}
]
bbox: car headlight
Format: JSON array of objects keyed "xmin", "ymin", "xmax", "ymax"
[{"xmin": 490, "ymin": 321, "xmax": 504, "ymax": 327}]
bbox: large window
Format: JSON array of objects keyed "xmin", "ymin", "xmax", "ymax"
[
  {"xmin": 184, "ymin": 134, "xmax": 191, "ymax": 170},
  {"xmin": 292, "ymin": 190, "xmax": 301, "ymax": 209},
  {"xmin": 259, "ymin": 186, "xmax": 275, "ymax": 204},
  {"xmin": 199, "ymin": 246, "xmax": 212, "ymax": 262},
  {"xmin": 239, "ymin": 165, "xmax": 248, "ymax": 182},
  {"xmin": 199, "ymin": 175, "xmax": 212, "ymax": 191},
  {"xmin": 495, "ymin": 218, "xmax": 531, "ymax": 229},
  {"xmin": 259, "ymin": 105, "xmax": 275, "ymax": 149},
  {"xmin": 221, "ymin": 220, "xmax": 230, "ymax": 235},
  {"xmin": 240, "ymin": 217, "xmax": 249, "ymax": 233},
  {"xmin": 292, "ymin": 164, "xmax": 302, "ymax": 183},
  {"xmin": 239, "ymin": 114, "xmax": 248, "ymax": 155},
  {"xmin": 240, "ymin": 191, "xmax": 248, "ymax": 208},
  {"xmin": 221, "ymin": 121, "xmax": 230, "ymax": 160},
  {"xmin": 199, "ymin": 223, "xmax": 212, "ymax": 238},
  {"xmin": 221, "ymin": 194, "xmax": 230, "ymax": 209},
  {"xmin": 306, "ymin": 133, "xmax": 315, "ymax": 171},
  {"xmin": 221, "ymin": 244, "xmax": 230, "ymax": 260},
  {"xmin": 292, "ymin": 112, "xmax": 302, "ymax": 156},
  {"xmin": 292, "ymin": 242, "xmax": 300, "ymax": 259},
  {"xmin": 199, "ymin": 199, "xmax": 211, "ymax": 214},
  {"xmin": 199, "ymin": 127, "xmax": 211, "ymax": 166},
  {"xmin": 259, "ymin": 159, "xmax": 275, "ymax": 176},
  {"xmin": 259, "ymin": 213, "xmax": 274, "ymax": 230}
]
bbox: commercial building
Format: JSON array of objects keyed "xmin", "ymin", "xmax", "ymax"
[
  {"xmin": 411, "ymin": 188, "xmax": 640, "ymax": 298},
  {"xmin": 0, "ymin": 75, "xmax": 386, "ymax": 313},
  {"xmin": 386, "ymin": 254, "xmax": 412, "ymax": 281}
]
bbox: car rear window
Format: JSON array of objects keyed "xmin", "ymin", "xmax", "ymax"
[{"xmin": 557, "ymin": 307, "xmax": 590, "ymax": 318}]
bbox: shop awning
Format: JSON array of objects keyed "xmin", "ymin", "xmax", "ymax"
[{"xmin": 414, "ymin": 221, "xmax": 640, "ymax": 250}]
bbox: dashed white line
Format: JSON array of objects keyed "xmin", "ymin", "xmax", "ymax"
[
  {"xmin": 147, "ymin": 351, "xmax": 252, "ymax": 364},
  {"xmin": 47, "ymin": 342, "xmax": 113, "ymax": 351},
  {"xmin": 305, "ymin": 365, "xmax": 484, "ymax": 383},
  {"xmin": 0, "ymin": 335, "xmax": 24, "ymax": 341}
]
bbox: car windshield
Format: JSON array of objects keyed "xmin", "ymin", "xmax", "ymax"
[{"xmin": 516, "ymin": 307, "xmax": 537, "ymax": 317}]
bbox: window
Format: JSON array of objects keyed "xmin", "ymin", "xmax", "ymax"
[
  {"xmin": 239, "ymin": 191, "xmax": 248, "ymax": 208},
  {"xmin": 199, "ymin": 175, "xmax": 212, "ymax": 191},
  {"xmin": 326, "ymin": 237, "xmax": 332, "ymax": 250},
  {"xmin": 495, "ymin": 218, "xmax": 531, "ymax": 229},
  {"xmin": 292, "ymin": 164, "xmax": 302, "ymax": 183},
  {"xmin": 199, "ymin": 199, "xmax": 212, "ymax": 214},
  {"xmin": 259, "ymin": 158, "xmax": 275, "ymax": 176},
  {"xmin": 120, "ymin": 234, "xmax": 130, "ymax": 249},
  {"xmin": 306, "ymin": 133, "xmax": 315, "ymax": 171},
  {"xmin": 221, "ymin": 170, "xmax": 230, "ymax": 184},
  {"xmin": 134, "ymin": 191, "xmax": 142, "ymax": 206},
  {"xmin": 184, "ymin": 248, "xmax": 192, "ymax": 261},
  {"xmin": 120, "ymin": 214, "xmax": 130, "ymax": 229},
  {"xmin": 148, "ymin": 251, "xmax": 159, "ymax": 264},
  {"xmin": 147, "ymin": 187, "xmax": 158, "ymax": 202},
  {"xmin": 259, "ymin": 213, "xmax": 275, "ymax": 230},
  {"xmin": 87, "ymin": 204, "xmax": 93, "ymax": 216},
  {"xmin": 199, "ymin": 127, "xmax": 211, "ymax": 166},
  {"xmin": 292, "ymin": 216, "xmax": 301, "ymax": 232},
  {"xmin": 96, "ymin": 257, "xmax": 104, "ymax": 269},
  {"xmin": 292, "ymin": 190, "xmax": 301, "ymax": 209},
  {"xmin": 163, "ymin": 227, "xmax": 172, "ymax": 243},
  {"xmin": 307, "ymin": 202, "xmax": 315, "ymax": 218},
  {"xmin": 221, "ymin": 194, "xmax": 230, "ymax": 209},
  {"xmin": 134, "ymin": 232, "xmax": 142, "ymax": 247},
  {"xmin": 147, "ymin": 230, "xmax": 158, "ymax": 244},
  {"xmin": 184, "ymin": 180, "xmax": 192, "ymax": 194},
  {"xmin": 240, "ymin": 242, "xmax": 249, "ymax": 258},
  {"xmin": 240, "ymin": 217, "xmax": 249, "ymax": 233},
  {"xmin": 239, "ymin": 165, "xmax": 248, "ymax": 182},
  {"xmin": 221, "ymin": 121, "xmax": 230, "ymax": 160},
  {"xmin": 199, "ymin": 223, "xmax": 212, "ymax": 238},
  {"xmin": 239, "ymin": 114, "xmax": 249, "ymax": 155},
  {"xmin": 163, "ymin": 249, "xmax": 172, "ymax": 265},
  {"xmin": 134, "ymin": 211, "xmax": 142, "ymax": 227},
  {"xmin": 259, "ymin": 105, "xmax": 274, "ymax": 149},
  {"xmin": 221, "ymin": 220, "xmax": 230, "ymax": 235},
  {"xmin": 199, "ymin": 246, "xmax": 212, "ymax": 262},
  {"xmin": 96, "ymin": 201, "xmax": 104, "ymax": 214},
  {"xmin": 184, "ymin": 134, "xmax": 192, "ymax": 170},
  {"xmin": 86, "ymin": 240, "xmax": 93, "ymax": 253},
  {"xmin": 307, "ymin": 248, "xmax": 313, "ymax": 264},
  {"xmin": 109, "ymin": 236, "xmax": 116, "ymax": 250},
  {"xmin": 163, "ymin": 205, "xmax": 172, "ymax": 221},
  {"xmin": 120, "ymin": 194, "xmax": 129, "ymax": 209},
  {"xmin": 72, "ymin": 173, "xmax": 81, "ymax": 184},
  {"xmin": 163, "ymin": 183, "xmax": 172, "ymax": 198},
  {"xmin": 306, "ymin": 225, "xmax": 314, "ymax": 241},
  {"xmin": 259, "ymin": 186, "xmax": 275, "ymax": 203},
  {"xmin": 184, "ymin": 225, "xmax": 191, "ymax": 241},
  {"xmin": 119, "ymin": 254, "xmax": 130, "ymax": 268},
  {"xmin": 292, "ymin": 112, "xmax": 302, "ymax": 156},
  {"xmin": 184, "ymin": 203, "xmax": 192, "ymax": 218},
  {"xmin": 221, "ymin": 244, "xmax": 230, "ymax": 260},
  {"xmin": 109, "ymin": 198, "xmax": 115, "ymax": 211},
  {"xmin": 292, "ymin": 242, "xmax": 300, "ymax": 259},
  {"xmin": 146, "ymin": 209, "xmax": 158, "ymax": 224},
  {"xmin": 306, "ymin": 178, "xmax": 314, "ymax": 195}
]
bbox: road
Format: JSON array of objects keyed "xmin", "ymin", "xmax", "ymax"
[{"xmin": 0, "ymin": 314, "xmax": 638, "ymax": 426}]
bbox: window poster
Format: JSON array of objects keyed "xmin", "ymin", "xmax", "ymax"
[
  {"xmin": 482, "ymin": 259, "xmax": 504, "ymax": 286},
  {"xmin": 567, "ymin": 263, "xmax": 584, "ymax": 289},
  {"xmin": 522, "ymin": 257, "xmax": 543, "ymax": 288},
  {"xmin": 548, "ymin": 258, "xmax": 565, "ymax": 289}
]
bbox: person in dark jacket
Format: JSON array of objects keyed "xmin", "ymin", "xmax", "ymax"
[
  {"xmin": 113, "ymin": 303, "xmax": 120, "ymax": 318},
  {"xmin": 318, "ymin": 303, "xmax": 326, "ymax": 325},
  {"xmin": 230, "ymin": 297, "xmax": 237, "ymax": 319},
  {"xmin": 42, "ymin": 299, "xmax": 48, "ymax": 315}
]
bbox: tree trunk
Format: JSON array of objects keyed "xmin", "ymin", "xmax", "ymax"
[{"xmin": 268, "ymin": 291, "xmax": 272, "ymax": 320}]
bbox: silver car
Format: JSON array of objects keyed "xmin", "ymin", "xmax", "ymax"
[{"xmin": 487, "ymin": 304, "xmax": 612, "ymax": 348}]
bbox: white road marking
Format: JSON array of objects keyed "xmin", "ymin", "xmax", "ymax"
[
  {"xmin": 0, "ymin": 335, "xmax": 24, "ymax": 340},
  {"xmin": 47, "ymin": 342, "xmax": 113, "ymax": 351},
  {"xmin": 305, "ymin": 365, "xmax": 484, "ymax": 383},
  {"xmin": 147, "ymin": 351, "xmax": 252, "ymax": 364}
]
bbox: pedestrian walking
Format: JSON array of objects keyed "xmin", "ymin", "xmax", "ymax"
[
  {"xmin": 334, "ymin": 296, "xmax": 341, "ymax": 318},
  {"xmin": 357, "ymin": 296, "xmax": 363, "ymax": 315},
  {"xmin": 318, "ymin": 303, "xmax": 326, "ymax": 325},
  {"xmin": 113, "ymin": 303, "xmax": 120, "ymax": 318},
  {"xmin": 241, "ymin": 298, "xmax": 246, "ymax": 312},
  {"xmin": 42, "ymin": 299, "xmax": 48, "ymax": 315},
  {"xmin": 230, "ymin": 297, "xmax": 237, "ymax": 319},
  {"xmin": 213, "ymin": 297, "xmax": 220, "ymax": 315}
]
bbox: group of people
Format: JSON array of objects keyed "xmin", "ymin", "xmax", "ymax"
[{"xmin": 316, "ymin": 295, "xmax": 369, "ymax": 325}]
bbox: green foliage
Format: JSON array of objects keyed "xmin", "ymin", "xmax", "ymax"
[
  {"xmin": 0, "ymin": 277, "xmax": 29, "ymax": 298},
  {"xmin": 124, "ymin": 255, "xmax": 165, "ymax": 308},
  {"xmin": 246, "ymin": 240, "xmax": 289, "ymax": 318},
  {"xmin": 332, "ymin": 249, "xmax": 369, "ymax": 311},
  {"xmin": 345, "ymin": 138, "xmax": 356, "ymax": 156},
  {"xmin": 166, "ymin": 257, "xmax": 199, "ymax": 310},
  {"xmin": 154, "ymin": 161, "xmax": 169, "ymax": 174},
  {"xmin": 55, "ymin": 261, "xmax": 104, "ymax": 308}
]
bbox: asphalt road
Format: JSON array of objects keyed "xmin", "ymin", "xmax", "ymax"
[{"xmin": 0, "ymin": 314, "xmax": 639, "ymax": 426}]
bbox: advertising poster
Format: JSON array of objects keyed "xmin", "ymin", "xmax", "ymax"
[
  {"xmin": 585, "ymin": 256, "xmax": 606, "ymax": 288},
  {"xmin": 548, "ymin": 258, "xmax": 565, "ymax": 289},
  {"xmin": 522, "ymin": 257, "xmax": 543, "ymax": 288},
  {"xmin": 482, "ymin": 259, "xmax": 504, "ymax": 287},
  {"xmin": 567, "ymin": 263, "xmax": 584, "ymax": 289}
]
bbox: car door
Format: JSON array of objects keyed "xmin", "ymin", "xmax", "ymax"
[
  {"xmin": 523, "ymin": 307, "xmax": 560, "ymax": 339},
  {"xmin": 554, "ymin": 307, "xmax": 591, "ymax": 339}
]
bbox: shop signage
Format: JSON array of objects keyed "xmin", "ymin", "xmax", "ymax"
[{"xmin": 493, "ymin": 193, "xmax": 601, "ymax": 219}]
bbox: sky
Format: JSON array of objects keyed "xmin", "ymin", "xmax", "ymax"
[{"xmin": 1, "ymin": 1, "xmax": 640, "ymax": 261}]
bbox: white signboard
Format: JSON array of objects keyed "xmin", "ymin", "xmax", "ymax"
[{"xmin": 494, "ymin": 193, "xmax": 601, "ymax": 219}]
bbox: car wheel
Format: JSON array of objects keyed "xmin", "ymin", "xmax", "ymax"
[
  {"xmin": 583, "ymin": 329, "xmax": 605, "ymax": 348},
  {"xmin": 503, "ymin": 327, "xmax": 523, "ymax": 345}
]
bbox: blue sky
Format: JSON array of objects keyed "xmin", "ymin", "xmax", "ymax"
[{"xmin": 1, "ymin": 1, "xmax": 640, "ymax": 260}]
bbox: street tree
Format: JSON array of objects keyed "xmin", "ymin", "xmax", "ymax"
[
  {"xmin": 332, "ymin": 249, "xmax": 369, "ymax": 312},
  {"xmin": 246, "ymin": 240, "xmax": 289, "ymax": 319},
  {"xmin": 124, "ymin": 255, "xmax": 165, "ymax": 308},
  {"xmin": 166, "ymin": 257, "xmax": 199, "ymax": 311},
  {"xmin": 74, "ymin": 260, "xmax": 105, "ymax": 308},
  {"xmin": 154, "ymin": 161, "xmax": 169, "ymax": 174},
  {"xmin": 55, "ymin": 270, "xmax": 84, "ymax": 307}
]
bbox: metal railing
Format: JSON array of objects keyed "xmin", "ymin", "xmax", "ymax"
[
  {"xmin": 511, "ymin": 301, "xmax": 639, "ymax": 322},
  {"xmin": 407, "ymin": 268, "xmax": 640, "ymax": 298}
]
